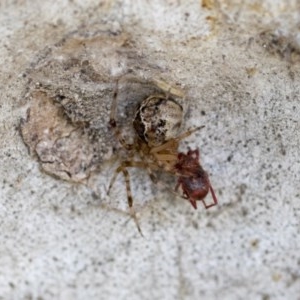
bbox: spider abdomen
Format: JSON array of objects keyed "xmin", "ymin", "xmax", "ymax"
[{"xmin": 133, "ymin": 95, "xmax": 183, "ymax": 147}]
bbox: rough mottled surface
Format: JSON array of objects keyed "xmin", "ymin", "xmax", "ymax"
[{"xmin": 0, "ymin": 1, "xmax": 300, "ymax": 299}]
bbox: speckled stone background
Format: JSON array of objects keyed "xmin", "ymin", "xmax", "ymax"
[{"xmin": 1, "ymin": 1, "xmax": 300, "ymax": 299}]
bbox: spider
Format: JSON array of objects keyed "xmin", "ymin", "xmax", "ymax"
[{"xmin": 107, "ymin": 79, "xmax": 217, "ymax": 233}]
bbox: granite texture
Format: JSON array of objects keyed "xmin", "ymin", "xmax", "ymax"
[{"xmin": 0, "ymin": 1, "xmax": 299, "ymax": 299}]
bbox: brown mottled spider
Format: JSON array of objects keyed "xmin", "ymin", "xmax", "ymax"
[{"xmin": 107, "ymin": 79, "xmax": 217, "ymax": 233}]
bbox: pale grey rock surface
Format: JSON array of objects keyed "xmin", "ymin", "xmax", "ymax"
[{"xmin": 0, "ymin": 1, "xmax": 300, "ymax": 299}]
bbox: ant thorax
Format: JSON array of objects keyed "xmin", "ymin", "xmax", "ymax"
[{"xmin": 133, "ymin": 95, "xmax": 183, "ymax": 147}]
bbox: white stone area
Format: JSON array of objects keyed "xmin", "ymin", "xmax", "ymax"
[{"xmin": 0, "ymin": 1, "xmax": 299, "ymax": 299}]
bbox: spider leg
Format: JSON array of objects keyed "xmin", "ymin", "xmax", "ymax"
[
  {"xmin": 107, "ymin": 168, "xmax": 120, "ymax": 196},
  {"xmin": 107, "ymin": 162, "xmax": 143, "ymax": 235},
  {"xmin": 116, "ymin": 76, "xmax": 185, "ymax": 98},
  {"xmin": 121, "ymin": 168, "xmax": 143, "ymax": 235},
  {"xmin": 107, "ymin": 160, "xmax": 160, "ymax": 235},
  {"xmin": 149, "ymin": 126, "xmax": 204, "ymax": 155},
  {"xmin": 107, "ymin": 160, "xmax": 159, "ymax": 195},
  {"xmin": 174, "ymin": 125, "xmax": 205, "ymax": 143},
  {"xmin": 109, "ymin": 80, "xmax": 134, "ymax": 151},
  {"xmin": 150, "ymin": 139, "xmax": 179, "ymax": 154},
  {"xmin": 152, "ymin": 78, "xmax": 185, "ymax": 98}
]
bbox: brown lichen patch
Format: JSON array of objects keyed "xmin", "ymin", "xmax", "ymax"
[
  {"xmin": 201, "ymin": 0, "xmax": 215, "ymax": 10},
  {"xmin": 23, "ymin": 26, "xmax": 154, "ymax": 134},
  {"xmin": 245, "ymin": 67, "xmax": 257, "ymax": 77},
  {"xmin": 19, "ymin": 28, "xmax": 138, "ymax": 182},
  {"xmin": 259, "ymin": 30, "xmax": 300, "ymax": 63},
  {"xmin": 20, "ymin": 91, "xmax": 98, "ymax": 182},
  {"xmin": 20, "ymin": 25, "xmax": 176, "ymax": 183}
]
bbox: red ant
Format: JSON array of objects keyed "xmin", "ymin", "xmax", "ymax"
[{"xmin": 175, "ymin": 148, "xmax": 218, "ymax": 210}]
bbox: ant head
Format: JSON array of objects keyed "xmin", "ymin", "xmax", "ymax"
[
  {"xmin": 177, "ymin": 152, "xmax": 185, "ymax": 160},
  {"xmin": 187, "ymin": 148, "xmax": 199, "ymax": 160}
]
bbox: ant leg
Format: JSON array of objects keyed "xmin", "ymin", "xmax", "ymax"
[
  {"xmin": 109, "ymin": 80, "xmax": 133, "ymax": 151},
  {"xmin": 175, "ymin": 181, "xmax": 180, "ymax": 192},
  {"xmin": 203, "ymin": 184, "xmax": 218, "ymax": 209},
  {"xmin": 147, "ymin": 168, "xmax": 192, "ymax": 203},
  {"xmin": 146, "ymin": 166, "xmax": 177, "ymax": 195}
]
